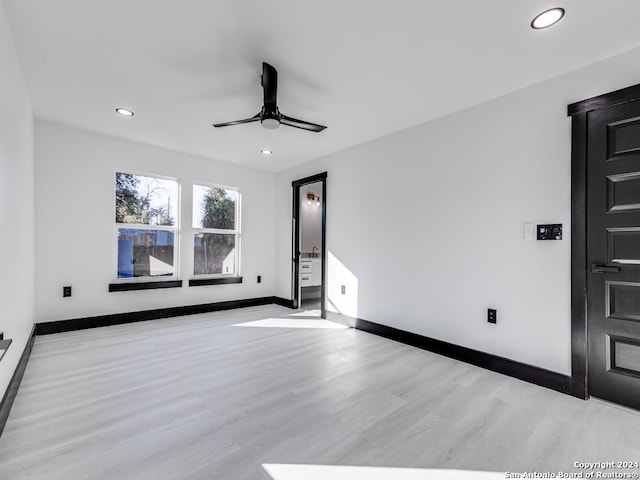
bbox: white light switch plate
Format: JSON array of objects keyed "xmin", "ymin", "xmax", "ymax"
[{"xmin": 524, "ymin": 222, "xmax": 534, "ymax": 240}]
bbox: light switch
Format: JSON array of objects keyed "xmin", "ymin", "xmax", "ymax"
[{"xmin": 524, "ymin": 223, "xmax": 534, "ymax": 240}]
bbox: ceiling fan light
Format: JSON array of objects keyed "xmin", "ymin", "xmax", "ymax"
[{"xmin": 261, "ymin": 118, "xmax": 280, "ymax": 130}]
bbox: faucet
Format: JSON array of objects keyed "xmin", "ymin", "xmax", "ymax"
[{"xmin": 312, "ymin": 246, "xmax": 318, "ymax": 258}]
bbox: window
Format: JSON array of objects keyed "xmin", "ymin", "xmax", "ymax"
[
  {"xmin": 115, "ymin": 172, "xmax": 179, "ymax": 279},
  {"xmin": 192, "ymin": 184, "xmax": 240, "ymax": 276}
]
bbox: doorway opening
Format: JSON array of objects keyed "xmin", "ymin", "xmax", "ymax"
[{"xmin": 291, "ymin": 172, "xmax": 327, "ymax": 318}]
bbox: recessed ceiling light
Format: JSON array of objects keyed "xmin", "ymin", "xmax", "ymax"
[
  {"xmin": 531, "ymin": 7, "xmax": 565, "ymax": 29},
  {"xmin": 115, "ymin": 107, "xmax": 134, "ymax": 117},
  {"xmin": 261, "ymin": 149, "xmax": 273, "ymax": 155}
]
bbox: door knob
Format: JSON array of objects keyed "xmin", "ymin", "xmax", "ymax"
[{"xmin": 591, "ymin": 264, "xmax": 620, "ymax": 274}]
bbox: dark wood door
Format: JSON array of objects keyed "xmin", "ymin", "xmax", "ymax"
[{"xmin": 587, "ymin": 100, "xmax": 640, "ymax": 409}]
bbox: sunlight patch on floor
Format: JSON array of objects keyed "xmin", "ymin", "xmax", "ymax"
[
  {"xmin": 232, "ymin": 318, "xmax": 348, "ymax": 329},
  {"xmin": 262, "ymin": 464, "xmax": 505, "ymax": 479},
  {"xmin": 288, "ymin": 310, "xmax": 321, "ymax": 317}
]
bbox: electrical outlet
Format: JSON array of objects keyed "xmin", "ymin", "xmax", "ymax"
[
  {"xmin": 488, "ymin": 308, "xmax": 497, "ymax": 324},
  {"xmin": 63, "ymin": 286, "xmax": 72, "ymax": 298},
  {"xmin": 257, "ymin": 275, "xmax": 261, "ymax": 283}
]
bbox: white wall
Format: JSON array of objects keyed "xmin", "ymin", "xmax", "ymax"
[
  {"xmin": 276, "ymin": 46, "xmax": 640, "ymax": 376},
  {"xmin": 34, "ymin": 121, "xmax": 276, "ymax": 322},
  {"xmin": 0, "ymin": 2, "xmax": 34, "ymax": 397},
  {"xmin": 300, "ymin": 183, "xmax": 323, "ymax": 254}
]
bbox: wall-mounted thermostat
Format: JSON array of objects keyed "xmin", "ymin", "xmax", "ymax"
[{"xmin": 537, "ymin": 224, "xmax": 562, "ymax": 240}]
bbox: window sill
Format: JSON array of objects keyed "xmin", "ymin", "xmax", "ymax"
[
  {"xmin": 109, "ymin": 280, "xmax": 183, "ymax": 292},
  {"xmin": 189, "ymin": 277, "xmax": 243, "ymax": 287},
  {"xmin": 0, "ymin": 338, "xmax": 11, "ymax": 361}
]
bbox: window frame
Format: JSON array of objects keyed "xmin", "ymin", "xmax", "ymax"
[
  {"xmin": 191, "ymin": 182, "xmax": 241, "ymax": 279},
  {"xmin": 113, "ymin": 170, "xmax": 181, "ymax": 283}
]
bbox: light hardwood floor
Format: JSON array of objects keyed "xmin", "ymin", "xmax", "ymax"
[{"xmin": 0, "ymin": 304, "xmax": 639, "ymax": 479}]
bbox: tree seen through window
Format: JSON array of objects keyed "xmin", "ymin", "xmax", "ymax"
[{"xmin": 193, "ymin": 185, "xmax": 238, "ymax": 275}]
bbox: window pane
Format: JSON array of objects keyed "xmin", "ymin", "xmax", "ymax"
[
  {"xmin": 116, "ymin": 172, "xmax": 177, "ymax": 226},
  {"xmin": 118, "ymin": 228, "xmax": 175, "ymax": 278},
  {"xmin": 194, "ymin": 233, "xmax": 236, "ymax": 275},
  {"xmin": 193, "ymin": 185, "xmax": 237, "ymax": 230}
]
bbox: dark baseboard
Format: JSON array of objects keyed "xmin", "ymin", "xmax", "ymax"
[
  {"xmin": 329, "ymin": 312, "xmax": 574, "ymax": 397},
  {"xmin": 274, "ymin": 297, "xmax": 295, "ymax": 309},
  {"xmin": 326, "ymin": 311, "xmax": 357, "ymax": 327},
  {"xmin": 0, "ymin": 325, "xmax": 36, "ymax": 437},
  {"xmin": 36, "ymin": 296, "xmax": 280, "ymax": 335}
]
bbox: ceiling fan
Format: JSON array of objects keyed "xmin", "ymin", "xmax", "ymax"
[{"xmin": 213, "ymin": 62, "xmax": 327, "ymax": 133}]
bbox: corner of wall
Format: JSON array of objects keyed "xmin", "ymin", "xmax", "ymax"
[{"xmin": 0, "ymin": 0, "xmax": 36, "ymax": 408}]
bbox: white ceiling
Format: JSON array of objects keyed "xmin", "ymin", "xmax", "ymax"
[{"xmin": 5, "ymin": 1, "xmax": 640, "ymax": 172}]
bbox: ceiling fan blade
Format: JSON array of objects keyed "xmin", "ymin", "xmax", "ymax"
[
  {"xmin": 213, "ymin": 113, "xmax": 261, "ymax": 128},
  {"xmin": 262, "ymin": 62, "xmax": 278, "ymax": 110},
  {"xmin": 280, "ymin": 114, "xmax": 327, "ymax": 132}
]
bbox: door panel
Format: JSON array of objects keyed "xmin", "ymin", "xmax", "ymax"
[
  {"xmin": 607, "ymin": 281, "xmax": 640, "ymax": 322},
  {"xmin": 610, "ymin": 336, "xmax": 640, "ymax": 377},
  {"xmin": 607, "ymin": 172, "xmax": 640, "ymax": 211},
  {"xmin": 587, "ymin": 100, "xmax": 640, "ymax": 409},
  {"xmin": 607, "ymin": 228, "xmax": 640, "ymax": 264},
  {"xmin": 608, "ymin": 116, "xmax": 640, "ymax": 157}
]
